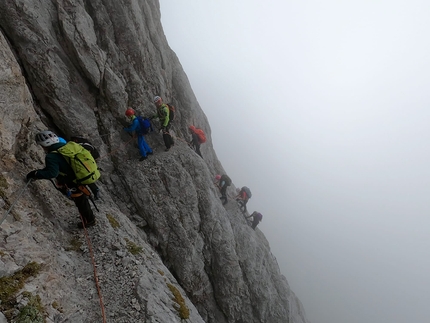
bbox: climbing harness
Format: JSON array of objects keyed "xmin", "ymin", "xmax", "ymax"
[
  {"xmin": 79, "ymin": 214, "xmax": 107, "ymax": 323},
  {"xmin": 0, "ymin": 179, "xmax": 33, "ymax": 227}
]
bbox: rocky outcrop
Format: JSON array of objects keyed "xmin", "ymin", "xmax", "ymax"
[{"xmin": 0, "ymin": 1, "xmax": 309, "ymax": 322}]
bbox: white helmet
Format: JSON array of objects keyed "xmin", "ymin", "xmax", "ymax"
[
  {"xmin": 153, "ymin": 95, "xmax": 162, "ymax": 103},
  {"xmin": 35, "ymin": 130, "xmax": 60, "ymax": 147}
]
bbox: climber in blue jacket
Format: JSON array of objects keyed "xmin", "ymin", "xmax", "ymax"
[{"xmin": 123, "ymin": 108, "xmax": 153, "ymax": 161}]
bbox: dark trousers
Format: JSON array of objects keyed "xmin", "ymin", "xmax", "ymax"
[
  {"xmin": 163, "ymin": 132, "xmax": 174, "ymax": 149},
  {"xmin": 73, "ymin": 193, "xmax": 95, "ymax": 224},
  {"xmin": 220, "ymin": 183, "xmax": 229, "ymax": 204},
  {"xmin": 251, "ymin": 218, "xmax": 260, "ymax": 230},
  {"xmin": 191, "ymin": 134, "xmax": 202, "ymax": 158},
  {"xmin": 87, "ymin": 183, "xmax": 99, "ymax": 196},
  {"xmin": 162, "ymin": 123, "xmax": 174, "ymax": 149}
]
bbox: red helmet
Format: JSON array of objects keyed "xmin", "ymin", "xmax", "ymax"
[{"xmin": 125, "ymin": 108, "xmax": 135, "ymax": 117}]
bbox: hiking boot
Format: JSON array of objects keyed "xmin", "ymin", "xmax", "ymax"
[
  {"xmin": 147, "ymin": 151, "xmax": 153, "ymax": 155},
  {"xmin": 77, "ymin": 219, "xmax": 96, "ymax": 229},
  {"xmin": 165, "ymin": 147, "xmax": 170, "ymax": 152},
  {"xmin": 139, "ymin": 156, "xmax": 148, "ymax": 161}
]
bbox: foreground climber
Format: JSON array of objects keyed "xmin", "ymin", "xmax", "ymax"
[
  {"xmin": 71, "ymin": 135, "xmax": 101, "ymax": 199},
  {"xmin": 26, "ymin": 131, "xmax": 96, "ymax": 228},
  {"xmin": 152, "ymin": 96, "xmax": 174, "ymax": 151},
  {"xmin": 188, "ymin": 125, "xmax": 206, "ymax": 158},
  {"xmin": 214, "ymin": 174, "xmax": 231, "ymax": 205},
  {"xmin": 123, "ymin": 108, "xmax": 153, "ymax": 161}
]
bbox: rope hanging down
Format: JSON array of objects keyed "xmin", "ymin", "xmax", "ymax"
[{"xmin": 80, "ymin": 214, "xmax": 107, "ymax": 323}]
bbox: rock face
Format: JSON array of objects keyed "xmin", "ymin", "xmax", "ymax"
[{"xmin": 0, "ymin": 1, "xmax": 309, "ymax": 322}]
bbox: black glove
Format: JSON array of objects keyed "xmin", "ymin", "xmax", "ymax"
[{"xmin": 26, "ymin": 170, "xmax": 38, "ymax": 182}]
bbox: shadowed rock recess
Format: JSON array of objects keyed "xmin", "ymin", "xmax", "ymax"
[{"xmin": 0, "ymin": 1, "xmax": 309, "ymax": 322}]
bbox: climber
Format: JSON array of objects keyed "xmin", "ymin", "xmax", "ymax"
[
  {"xmin": 152, "ymin": 96, "xmax": 174, "ymax": 151},
  {"xmin": 235, "ymin": 186, "xmax": 252, "ymax": 213},
  {"xmin": 123, "ymin": 107, "xmax": 153, "ymax": 161},
  {"xmin": 214, "ymin": 174, "xmax": 231, "ymax": 205},
  {"xmin": 249, "ymin": 211, "xmax": 263, "ymax": 230},
  {"xmin": 26, "ymin": 130, "xmax": 96, "ymax": 229},
  {"xmin": 71, "ymin": 135, "xmax": 101, "ymax": 200},
  {"xmin": 188, "ymin": 125, "xmax": 206, "ymax": 158}
]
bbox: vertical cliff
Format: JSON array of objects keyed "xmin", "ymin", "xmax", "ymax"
[{"xmin": 0, "ymin": 0, "xmax": 309, "ymax": 322}]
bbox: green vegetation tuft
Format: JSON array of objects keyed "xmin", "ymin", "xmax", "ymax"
[
  {"xmin": 15, "ymin": 292, "xmax": 46, "ymax": 323},
  {"xmin": 0, "ymin": 173, "xmax": 8, "ymax": 201},
  {"xmin": 0, "ymin": 262, "xmax": 42, "ymax": 321},
  {"xmin": 0, "ymin": 174, "xmax": 8, "ymax": 189},
  {"xmin": 167, "ymin": 283, "xmax": 190, "ymax": 319},
  {"xmin": 0, "ymin": 262, "xmax": 41, "ymax": 304},
  {"xmin": 125, "ymin": 238, "xmax": 142, "ymax": 255},
  {"xmin": 106, "ymin": 213, "xmax": 120, "ymax": 229},
  {"xmin": 64, "ymin": 237, "xmax": 82, "ymax": 252}
]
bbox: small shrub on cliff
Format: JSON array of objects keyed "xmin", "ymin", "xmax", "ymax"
[
  {"xmin": 125, "ymin": 238, "xmax": 142, "ymax": 255},
  {"xmin": 0, "ymin": 262, "xmax": 42, "ymax": 321},
  {"xmin": 65, "ymin": 237, "xmax": 82, "ymax": 252},
  {"xmin": 106, "ymin": 213, "xmax": 120, "ymax": 229},
  {"xmin": 167, "ymin": 283, "xmax": 190, "ymax": 319},
  {"xmin": 15, "ymin": 292, "xmax": 46, "ymax": 323}
]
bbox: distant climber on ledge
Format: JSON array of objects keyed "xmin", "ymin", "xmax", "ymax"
[
  {"xmin": 151, "ymin": 96, "xmax": 174, "ymax": 151},
  {"xmin": 188, "ymin": 125, "xmax": 206, "ymax": 158}
]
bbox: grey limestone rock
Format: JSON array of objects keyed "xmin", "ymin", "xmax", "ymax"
[{"xmin": 0, "ymin": 1, "xmax": 309, "ymax": 323}]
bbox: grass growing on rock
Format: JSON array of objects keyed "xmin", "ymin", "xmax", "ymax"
[
  {"xmin": 125, "ymin": 238, "xmax": 142, "ymax": 255},
  {"xmin": 65, "ymin": 237, "xmax": 82, "ymax": 252},
  {"xmin": 167, "ymin": 283, "xmax": 190, "ymax": 320},
  {"xmin": 0, "ymin": 173, "xmax": 9, "ymax": 202},
  {"xmin": 106, "ymin": 213, "xmax": 120, "ymax": 229},
  {"xmin": 0, "ymin": 262, "xmax": 42, "ymax": 320},
  {"xmin": 15, "ymin": 292, "xmax": 46, "ymax": 323}
]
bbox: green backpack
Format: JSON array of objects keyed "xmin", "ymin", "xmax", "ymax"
[{"xmin": 55, "ymin": 141, "xmax": 101, "ymax": 185}]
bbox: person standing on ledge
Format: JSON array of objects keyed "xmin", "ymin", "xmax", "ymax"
[{"xmin": 152, "ymin": 96, "xmax": 174, "ymax": 151}]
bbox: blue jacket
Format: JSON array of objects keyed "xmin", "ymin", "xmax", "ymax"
[{"xmin": 124, "ymin": 116, "xmax": 141, "ymax": 134}]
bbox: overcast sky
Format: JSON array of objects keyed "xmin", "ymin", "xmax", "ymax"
[{"xmin": 159, "ymin": 1, "xmax": 430, "ymax": 322}]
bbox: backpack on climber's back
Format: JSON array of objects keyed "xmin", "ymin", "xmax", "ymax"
[
  {"xmin": 194, "ymin": 128, "xmax": 206, "ymax": 143},
  {"xmin": 243, "ymin": 186, "xmax": 252, "ymax": 198},
  {"xmin": 166, "ymin": 104, "xmax": 175, "ymax": 122},
  {"xmin": 255, "ymin": 212, "xmax": 263, "ymax": 221},
  {"xmin": 136, "ymin": 116, "xmax": 153, "ymax": 135},
  {"xmin": 55, "ymin": 141, "xmax": 100, "ymax": 185},
  {"xmin": 221, "ymin": 174, "xmax": 231, "ymax": 186}
]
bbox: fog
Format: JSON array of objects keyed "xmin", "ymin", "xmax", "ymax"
[{"xmin": 159, "ymin": 1, "xmax": 430, "ymax": 322}]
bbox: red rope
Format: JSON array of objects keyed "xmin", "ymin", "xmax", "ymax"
[
  {"xmin": 79, "ymin": 215, "xmax": 107, "ymax": 323},
  {"xmin": 98, "ymin": 137, "xmax": 134, "ymax": 160}
]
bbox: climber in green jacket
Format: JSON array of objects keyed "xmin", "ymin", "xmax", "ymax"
[
  {"xmin": 26, "ymin": 131, "xmax": 96, "ymax": 229},
  {"xmin": 152, "ymin": 95, "xmax": 174, "ymax": 151}
]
